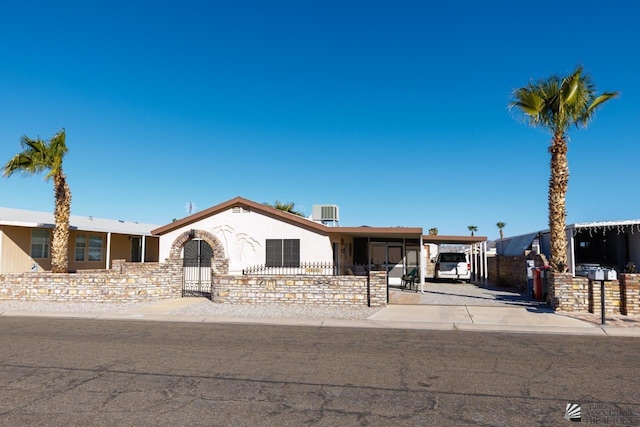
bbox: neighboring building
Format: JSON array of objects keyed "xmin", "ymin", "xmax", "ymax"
[
  {"xmin": 0, "ymin": 207, "xmax": 159, "ymax": 273},
  {"xmin": 496, "ymin": 220, "xmax": 640, "ymax": 276}
]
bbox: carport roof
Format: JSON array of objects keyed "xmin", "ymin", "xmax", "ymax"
[{"xmin": 422, "ymin": 235, "xmax": 487, "ymax": 244}]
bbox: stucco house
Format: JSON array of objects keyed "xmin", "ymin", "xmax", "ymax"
[
  {"xmin": 0, "ymin": 207, "xmax": 159, "ymax": 273},
  {"xmin": 152, "ymin": 196, "xmax": 489, "ymax": 295},
  {"xmin": 152, "ymin": 197, "xmax": 427, "ymax": 285}
]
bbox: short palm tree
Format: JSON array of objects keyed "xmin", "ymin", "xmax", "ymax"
[
  {"xmin": 468, "ymin": 225, "xmax": 478, "ymax": 236},
  {"xmin": 510, "ymin": 66, "xmax": 617, "ymax": 271},
  {"xmin": 496, "ymin": 222, "xmax": 506, "ymax": 239},
  {"xmin": 428, "ymin": 228, "xmax": 438, "ymax": 236},
  {"xmin": 3, "ymin": 129, "xmax": 71, "ymax": 272}
]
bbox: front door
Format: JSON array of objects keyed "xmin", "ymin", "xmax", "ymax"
[{"xmin": 183, "ymin": 239, "xmax": 214, "ymax": 298}]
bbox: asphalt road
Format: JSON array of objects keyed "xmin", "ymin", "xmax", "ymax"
[{"xmin": 0, "ymin": 318, "xmax": 638, "ymax": 426}]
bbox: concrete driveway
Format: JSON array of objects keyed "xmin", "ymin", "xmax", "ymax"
[{"xmin": 390, "ymin": 280, "xmax": 541, "ymax": 307}]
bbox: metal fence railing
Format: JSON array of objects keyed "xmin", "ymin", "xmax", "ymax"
[{"xmin": 242, "ymin": 262, "xmax": 370, "ymax": 276}]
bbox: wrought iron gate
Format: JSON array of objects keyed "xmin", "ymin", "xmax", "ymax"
[{"xmin": 183, "ymin": 239, "xmax": 214, "ymax": 298}]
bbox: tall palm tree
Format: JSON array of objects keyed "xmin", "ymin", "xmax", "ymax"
[
  {"xmin": 510, "ymin": 66, "xmax": 617, "ymax": 271},
  {"xmin": 496, "ymin": 222, "xmax": 507, "ymax": 239},
  {"xmin": 468, "ymin": 225, "xmax": 478, "ymax": 236},
  {"xmin": 3, "ymin": 129, "xmax": 71, "ymax": 273},
  {"xmin": 264, "ymin": 200, "xmax": 304, "ymax": 217}
]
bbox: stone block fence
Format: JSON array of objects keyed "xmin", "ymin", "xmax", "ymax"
[
  {"xmin": 0, "ymin": 260, "xmax": 388, "ymax": 307},
  {"xmin": 487, "ymin": 253, "xmax": 549, "ymax": 290},
  {"xmin": 0, "ymin": 260, "xmax": 183, "ymax": 303},
  {"xmin": 548, "ymin": 272, "xmax": 640, "ymax": 316},
  {"xmin": 214, "ymin": 271, "xmax": 387, "ymax": 307}
]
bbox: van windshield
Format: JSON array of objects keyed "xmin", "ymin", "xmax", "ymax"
[{"xmin": 440, "ymin": 253, "xmax": 466, "ymax": 263}]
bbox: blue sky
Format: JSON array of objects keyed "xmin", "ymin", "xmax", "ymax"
[{"xmin": 1, "ymin": 0, "xmax": 638, "ymax": 240}]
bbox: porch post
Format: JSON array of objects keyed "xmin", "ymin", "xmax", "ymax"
[
  {"xmin": 419, "ymin": 234, "xmax": 425, "ymax": 293},
  {"xmin": 483, "ymin": 241, "xmax": 488, "ymax": 280},
  {"xmin": 569, "ymin": 232, "xmax": 575, "ymax": 275},
  {"xmin": 141, "ymin": 235, "xmax": 146, "ymax": 263},
  {"xmin": 470, "ymin": 243, "xmax": 476, "ymax": 281},
  {"xmin": 106, "ymin": 232, "xmax": 112, "ymax": 269}
]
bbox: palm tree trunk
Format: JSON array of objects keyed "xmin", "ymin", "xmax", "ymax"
[
  {"xmin": 51, "ymin": 171, "xmax": 71, "ymax": 273},
  {"xmin": 548, "ymin": 133, "xmax": 569, "ymax": 271}
]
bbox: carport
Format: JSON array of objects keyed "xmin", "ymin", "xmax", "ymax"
[{"xmin": 420, "ymin": 235, "xmax": 489, "ymax": 293}]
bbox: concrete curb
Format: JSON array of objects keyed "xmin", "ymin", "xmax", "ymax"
[{"xmin": 2, "ymin": 309, "xmax": 639, "ymax": 336}]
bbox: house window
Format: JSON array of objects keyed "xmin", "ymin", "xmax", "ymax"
[
  {"xmin": 31, "ymin": 229, "xmax": 50, "ymax": 259},
  {"xmin": 75, "ymin": 235, "xmax": 86, "ymax": 261},
  {"xmin": 88, "ymin": 236, "xmax": 103, "ymax": 261},
  {"xmin": 75, "ymin": 234, "xmax": 104, "ymax": 261},
  {"xmin": 266, "ymin": 239, "xmax": 300, "ymax": 267}
]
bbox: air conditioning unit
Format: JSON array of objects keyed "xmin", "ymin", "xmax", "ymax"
[{"xmin": 312, "ymin": 205, "xmax": 339, "ymax": 222}]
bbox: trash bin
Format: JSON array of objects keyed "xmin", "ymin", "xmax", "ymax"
[
  {"xmin": 526, "ymin": 260, "xmax": 535, "ymax": 298},
  {"xmin": 540, "ymin": 266, "xmax": 550, "ymax": 301}
]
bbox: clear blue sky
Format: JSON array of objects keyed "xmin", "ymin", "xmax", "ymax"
[{"xmin": 1, "ymin": 0, "xmax": 638, "ymax": 240}]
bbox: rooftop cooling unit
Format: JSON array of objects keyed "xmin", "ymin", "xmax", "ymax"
[{"xmin": 312, "ymin": 205, "xmax": 339, "ymax": 224}]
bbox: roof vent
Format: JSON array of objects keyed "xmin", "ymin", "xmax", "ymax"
[{"xmin": 312, "ymin": 205, "xmax": 339, "ymax": 226}]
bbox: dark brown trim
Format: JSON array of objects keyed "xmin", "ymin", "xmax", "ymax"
[{"xmin": 151, "ymin": 196, "xmax": 426, "ymax": 238}]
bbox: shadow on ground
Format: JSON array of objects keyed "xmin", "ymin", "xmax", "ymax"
[{"xmin": 390, "ymin": 280, "xmax": 548, "ymax": 308}]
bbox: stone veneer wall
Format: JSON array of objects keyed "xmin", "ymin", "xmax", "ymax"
[
  {"xmin": 0, "ymin": 259, "xmax": 182, "ymax": 302},
  {"xmin": 491, "ymin": 253, "xmax": 548, "ymax": 290},
  {"xmin": 548, "ymin": 273, "xmax": 588, "ymax": 312},
  {"xmin": 620, "ymin": 273, "xmax": 640, "ymax": 315},
  {"xmin": 549, "ymin": 272, "xmax": 640, "ymax": 316},
  {"xmin": 588, "ymin": 279, "xmax": 621, "ymax": 315},
  {"xmin": 213, "ymin": 270, "xmax": 388, "ymax": 307},
  {"xmin": 487, "ymin": 256, "xmax": 497, "ymax": 282}
]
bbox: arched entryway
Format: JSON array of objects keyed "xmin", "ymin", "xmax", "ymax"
[
  {"xmin": 169, "ymin": 229, "xmax": 227, "ymax": 299},
  {"xmin": 183, "ymin": 239, "xmax": 214, "ymax": 298}
]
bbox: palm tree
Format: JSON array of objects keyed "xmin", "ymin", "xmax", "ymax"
[
  {"xmin": 496, "ymin": 222, "xmax": 506, "ymax": 239},
  {"xmin": 3, "ymin": 129, "xmax": 71, "ymax": 273},
  {"xmin": 428, "ymin": 228, "xmax": 438, "ymax": 236},
  {"xmin": 468, "ymin": 225, "xmax": 478, "ymax": 236},
  {"xmin": 264, "ymin": 200, "xmax": 304, "ymax": 217},
  {"xmin": 510, "ymin": 66, "xmax": 617, "ymax": 271}
]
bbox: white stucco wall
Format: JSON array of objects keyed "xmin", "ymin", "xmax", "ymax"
[{"xmin": 158, "ymin": 209, "xmax": 333, "ymax": 273}]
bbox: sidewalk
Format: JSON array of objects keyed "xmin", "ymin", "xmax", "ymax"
[{"xmin": 1, "ymin": 298, "xmax": 639, "ymax": 337}]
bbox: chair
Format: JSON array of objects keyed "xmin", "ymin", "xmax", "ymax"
[{"xmin": 401, "ymin": 267, "xmax": 419, "ymax": 291}]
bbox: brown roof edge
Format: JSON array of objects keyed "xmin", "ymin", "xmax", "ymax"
[
  {"xmin": 151, "ymin": 196, "xmax": 330, "ymax": 235},
  {"xmin": 151, "ymin": 196, "xmax": 426, "ymax": 237},
  {"xmin": 422, "ymin": 235, "xmax": 488, "ymax": 243},
  {"xmin": 334, "ymin": 227, "xmax": 423, "ymax": 235}
]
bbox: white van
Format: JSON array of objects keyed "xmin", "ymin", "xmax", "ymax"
[{"xmin": 433, "ymin": 252, "xmax": 471, "ymax": 282}]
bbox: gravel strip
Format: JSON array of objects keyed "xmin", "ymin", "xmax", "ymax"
[
  {"xmin": 170, "ymin": 300, "xmax": 385, "ymax": 320},
  {"xmin": 0, "ymin": 300, "xmax": 385, "ymax": 320},
  {"xmin": 0, "ymin": 300, "xmax": 161, "ymax": 314}
]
